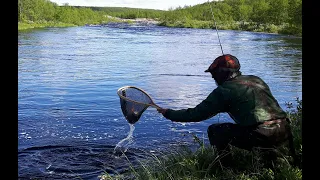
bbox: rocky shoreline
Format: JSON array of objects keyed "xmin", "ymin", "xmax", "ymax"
[{"xmin": 106, "ymin": 15, "xmax": 160, "ymax": 25}]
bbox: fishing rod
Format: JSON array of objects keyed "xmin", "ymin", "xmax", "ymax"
[
  {"xmin": 208, "ymin": 0, "xmax": 224, "ymax": 55},
  {"xmin": 208, "ymin": 1, "xmax": 223, "ymax": 125}
]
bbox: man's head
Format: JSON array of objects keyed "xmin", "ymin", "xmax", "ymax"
[{"xmin": 205, "ymin": 54, "xmax": 241, "ymax": 85}]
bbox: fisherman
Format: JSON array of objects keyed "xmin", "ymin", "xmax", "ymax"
[{"xmin": 157, "ymin": 54, "xmax": 296, "ymax": 168}]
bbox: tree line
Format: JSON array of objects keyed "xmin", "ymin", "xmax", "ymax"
[
  {"xmin": 165, "ymin": 0, "xmax": 301, "ymax": 26},
  {"xmin": 18, "ymin": 0, "xmax": 301, "ymax": 36},
  {"xmin": 18, "ymin": 0, "xmax": 164, "ymax": 25},
  {"xmin": 90, "ymin": 6, "xmax": 164, "ymax": 19},
  {"xmin": 160, "ymin": 0, "xmax": 301, "ymax": 35},
  {"xmin": 18, "ymin": 0, "xmax": 111, "ymax": 25}
]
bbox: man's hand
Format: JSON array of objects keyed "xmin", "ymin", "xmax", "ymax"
[{"xmin": 157, "ymin": 108, "xmax": 168, "ymax": 115}]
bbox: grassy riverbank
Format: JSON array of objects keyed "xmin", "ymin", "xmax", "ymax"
[
  {"xmin": 18, "ymin": 19, "xmax": 301, "ymax": 37},
  {"xmin": 18, "ymin": 21, "xmax": 77, "ymax": 31},
  {"xmin": 18, "ymin": 20, "xmax": 301, "ymax": 37},
  {"xmin": 158, "ymin": 20, "xmax": 301, "ymax": 36},
  {"xmin": 101, "ymin": 98, "xmax": 302, "ymax": 180},
  {"xmin": 18, "ymin": 18, "xmax": 131, "ymax": 31}
]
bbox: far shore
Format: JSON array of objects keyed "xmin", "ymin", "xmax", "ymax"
[{"xmin": 18, "ymin": 17, "xmax": 301, "ymax": 37}]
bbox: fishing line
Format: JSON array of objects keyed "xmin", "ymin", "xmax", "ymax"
[{"xmin": 208, "ymin": 0, "xmax": 224, "ymax": 55}]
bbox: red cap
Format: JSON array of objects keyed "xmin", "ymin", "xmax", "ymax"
[{"xmin": 205, "ymin": 54, "xmax": 240, "ymax": 73}]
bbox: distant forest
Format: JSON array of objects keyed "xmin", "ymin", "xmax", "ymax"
[{"xmin": 18, "ymin": 0, "xmax": 301, "ymax": 36}]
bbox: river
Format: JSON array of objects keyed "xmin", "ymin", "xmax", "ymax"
[{"xmin": 18, "ymin": 23, "xmax": 302, "ymax": 179}]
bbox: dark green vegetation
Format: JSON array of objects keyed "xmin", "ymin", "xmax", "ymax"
[
  {"xmin": 18, "ymin": 0, "xmax": 121, "ymax": 30},
  {"xmin": 90, "ymin": 6, "xmax": 165, "ymax": 20},
  {"xmin": 18, "ymin": 0, "xmax": 164, "ymax": 30},
  {"xmin": 18, "ymin": 0, "xmax": 301, "ymax": 36},
  {"xmin": 101, "ymin": 98, "xmax": 302, "ymax": 180},
  {"xmin": 160, "ymin": 0, "xmax": 302, "ymax": 36}
]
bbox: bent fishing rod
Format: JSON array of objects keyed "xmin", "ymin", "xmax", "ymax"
[{"xmin": 208, "ymin": 0, "xmax": 224, "ymax": 55}]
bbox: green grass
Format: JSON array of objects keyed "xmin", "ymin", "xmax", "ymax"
[
  {"xmin": 101, "ymin": 98, "xmax": 302, "ymax": 180},
  {"xmin": 18, "ymin": 21, "xmax": 77, "ymax": 31},
  {"xmin": 158, "ymin": 20, "xmax": 301, "ymax": 36},
  {"xmin": 18, "ymin": 18, "xmax": 133, "ymax": 31}
]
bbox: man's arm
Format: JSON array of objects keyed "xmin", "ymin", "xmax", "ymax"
[{"xmin": 158, "ymin": 88, "xmax": 228, "ymax": 122}]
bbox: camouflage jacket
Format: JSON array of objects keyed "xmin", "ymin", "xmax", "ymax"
[{"xmin": 163, "ymin": 75, "xmax": 287, "ymax": 126}]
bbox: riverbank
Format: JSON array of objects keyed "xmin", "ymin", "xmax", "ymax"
[
  {"xmin": 18, "ymin": 18, "xmax": 301, "ymax": 37},
  {"xmin": 18, "ymin": 17, "xmax": 157, "ymax": 31},
  {"xmin": 18, "ymin": 21, "xmax": 77, "ymax": 31},
  {"xmin": 158, "ymin": 19, "xmax": 301, "ymax": 37}
]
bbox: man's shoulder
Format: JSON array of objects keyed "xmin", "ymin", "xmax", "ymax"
[
  {"xmin": 237, "ymin": 74, "xmax": 261, "ymax": 79},
  {"xmin": 233, "ymin": 75, "xmax": 266, "ymax": 83},
  {"xmin": 221, "ymin": 75, "xmax": 265, "ymax": 89}
]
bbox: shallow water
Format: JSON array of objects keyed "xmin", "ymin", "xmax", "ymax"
[{"xmin": 18, "ymin": 23, "xmax": 302, "ymax": 179}]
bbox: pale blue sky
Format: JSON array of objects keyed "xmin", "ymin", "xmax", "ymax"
[{"xmin": 49, "ymin": 0, "xmax": 213, "ymax": 10}]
